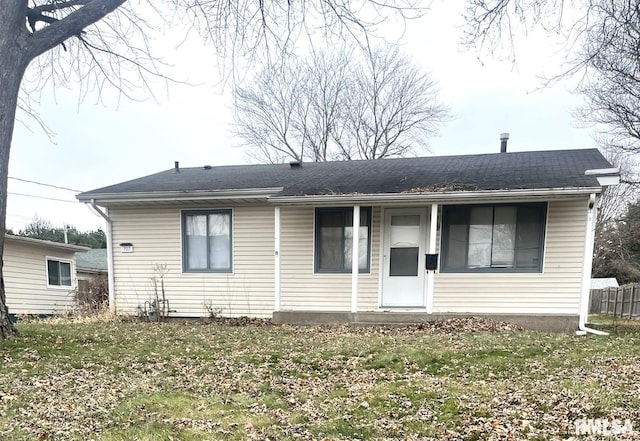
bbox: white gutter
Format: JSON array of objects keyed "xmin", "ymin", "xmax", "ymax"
[
  {"xmin": 270, "ymin": 187, "xmax": 602, "ymax": 205},
  {"xmin": 77, "ymin": 187, "xmax": 282, "ymax": 205},
  {"xmin": 577, "ymin": 193, "xmax": 608, "ymax": 336},
  {"xmin": 89, "ymin": 199, "xmax": 116, "ymax": 314}
]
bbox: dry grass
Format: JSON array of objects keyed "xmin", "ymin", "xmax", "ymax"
[{"xmin": 0, "ymin": 317, "xmax": 639, "ymax": 440}]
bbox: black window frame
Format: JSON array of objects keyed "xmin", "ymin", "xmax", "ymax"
[
  {"xmin": 182, "ymin": 209, "xmax": 233, "ymax": 273},
  {"xmin": 314, "ymin": 207, "xmax": 372, "ymax": 274},
  {"xmin": 47, "ymin": 258, "xmax": 73, "ymax": 287},
  {"xmin": 440, "ymin": 202, "xmax": 547, "ymax": 273}
]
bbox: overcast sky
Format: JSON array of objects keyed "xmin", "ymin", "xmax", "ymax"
[{"xmin": 7, "ymin": 1, "xmax": 595, "ymax": 233}]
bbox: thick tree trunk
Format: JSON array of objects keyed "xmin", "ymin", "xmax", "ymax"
[{"xmin": 0, "ymin": 3, "xmax": 31, "ymax": 339}]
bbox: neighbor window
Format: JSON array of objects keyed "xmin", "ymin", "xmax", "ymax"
[
  {"xmin": 47, "ymin": 259, "xmax": 72, "ymax": 287},
  {"xmin": 182, "ymin": 210, "xmax": 232, "ymax": 273},
  {"xmin": 315, "ymin": 207, "xmax": 372, "ymax": 273},
  {"xmin": 441, "ymin": 203, "xmax": 546, "ymax": 272}
]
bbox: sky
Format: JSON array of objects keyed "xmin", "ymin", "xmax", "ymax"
[{"xmin": 7, "ymin": 1, "xmax": 595, "ymax": 233}]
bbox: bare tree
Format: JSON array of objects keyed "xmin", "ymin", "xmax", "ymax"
[
  {"xmin": 234, "ymin": 46, "xmax": 448, "ymax": 162},
  {"xmin": 592, "ymin": 147, "xmax": 639, "ymax": 278},
  {"xmin": 0, "ymin": 0, "xmax": 421, "ymax": 339},
  {"xmin": 462, "ymin": 0, "xmax": 640, "ymax": 165}
]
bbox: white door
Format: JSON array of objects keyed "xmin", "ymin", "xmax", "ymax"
[{"xmin": 381, "ymin": 208, "xmax": 428, "ymax": 307}]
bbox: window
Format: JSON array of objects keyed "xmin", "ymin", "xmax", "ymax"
[
  {"xmin": 315, "ymin": 207, "xmax": 372, "ymax": 273},
  {"xmin": 441, "ymin": 203, "xmax": 546, "ymax": 272},
  {"xmin": 182, "ymin": 210, "xmax": 232, "ymax": 273},
  {"xmin": 47, "ymin": 259, "xmax": 72, "ymax": 287}
]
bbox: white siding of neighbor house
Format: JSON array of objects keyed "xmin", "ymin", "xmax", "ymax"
[
  {"xmin": 4, "ymin": 240, "xmax": 78, "ymax": 315},
  {"xmin": 109, "ymin": 204, "xmax": 274, "ymax": 318},
  {"xmin": 279, "ymin": 206, "xmax": 380, "ymax": 311},
  {"xmin": 433, "ymin": 197, "xmax": 588, "ymax": 315}
]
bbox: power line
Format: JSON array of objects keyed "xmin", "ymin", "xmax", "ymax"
[
  {"xmin": 8, "ymin": 192, "xmax": 78, "ymax": 203},
  {"xmin": 8, "ymin": 176, "xmax": 82, "ymax": 193}
]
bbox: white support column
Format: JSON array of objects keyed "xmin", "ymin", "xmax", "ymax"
[
  {"xmin": 351, "ymin": 205, "xmax": 360, "ymax": 314},
  {"xmin": 274, "ymin": 206, "xmax": 281, "ymax": 312},
  {"xmin": 426, "ymin": 203, "xmax": 438, "ymax": 314}
]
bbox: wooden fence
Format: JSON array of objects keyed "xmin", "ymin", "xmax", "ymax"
[{"xmin": 589, "ymin": 284, "xmax": 640, "ymax": 318}]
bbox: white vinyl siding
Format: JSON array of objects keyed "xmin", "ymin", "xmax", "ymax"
[
  {"xmin": 433, "ymin": 198, "xmax": 588, "ymax": 315},
  {"xmin": 109, "ymin": 204, "xmax": 274, "ymax": 318},
  {"xmin": 280, "ymin": 206, "xmax": 380, "ymax": 311},
  {"xmin": 4, "ymin": 240, "xmax": 78, "ymax": 315}
]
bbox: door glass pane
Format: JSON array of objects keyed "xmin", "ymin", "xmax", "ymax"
[
  {"xmin": 390, "ymin": 247, "xmax": 419, "ymax": 276},
  {"xmin": 47, "ymin": 260, "xmax": 60, "ymax": 285},
  {"xmin": 491, "ymin": 206, "xmax": 516, "ymax": 267},
  {"xmin": 209, "ymin": 213, "xmax": 231, "ymax": 269},
  {"xmin": 468, "ymin": 207, "xmax": 492, "ymax": 268},
  {"xmin": 186, "ymin": 215, "xmax": 208, "ymax": 270},
  {"xmin": 390, "ymin": 215, "xmax": 420, "ymax": 247},
  {"xmin": 59, "ymin": 262, "xmax": 72, "ymax": 286}
]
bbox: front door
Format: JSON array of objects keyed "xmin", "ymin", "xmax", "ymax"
[{"xmin": 381, "ymin": 208, "xmax": 428, "ymax": 307}]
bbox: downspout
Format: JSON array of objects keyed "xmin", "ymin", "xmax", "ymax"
[
  {"xmin": 89, "ymin": 199, "xmax": 115, "ymax": 314},
  {"xmin": 577, "ymin": 193, "xmax": 608, "ymax": 336}
]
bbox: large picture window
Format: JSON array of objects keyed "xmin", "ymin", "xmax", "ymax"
[
  {"xmin": 47, "ymin": 259, "xmax": 72, "ymax": 287},
  {"xmin": 182, "ymin": 210, "xmax": 232, "ymax": 273},
  {"xmin": 315, "ymin": 207, "xmax": 372, "ymax": 273},
  {"xmin": 441, "ymin": 203, "xmax": 546, "ymax": 272}
]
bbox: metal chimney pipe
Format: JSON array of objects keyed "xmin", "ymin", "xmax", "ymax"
[
  {"xmin": 500, "ymin": 133, "xmax": 509, "ymax": 153},
  {"xmin": 174, "ymin": 161, "xmax": 180, "ymax": 173}
]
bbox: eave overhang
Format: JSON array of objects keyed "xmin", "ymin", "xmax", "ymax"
[
  {"xmin": 77, "ymin": 187, "xmax": 283, "ymax": 206},
  {"xmin": 268, "ymin": 187, "xmax": 604, "ymax": 206}
]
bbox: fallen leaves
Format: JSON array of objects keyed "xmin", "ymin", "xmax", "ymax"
[{"xmin": 0, "ymin": 317, "xmax": 638, "ymax": 440}]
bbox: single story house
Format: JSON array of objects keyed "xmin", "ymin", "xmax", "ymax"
[
  {"xmin": 75, "ymin": 248, "xmax": 108, "ymax": 290},
  {"xmin": 77, "ymin": 148, "xmax": 619, "ymax": 332},
  {"xmin": 4, "ymin": 234, "xmax": 89, "ymax": 317}
]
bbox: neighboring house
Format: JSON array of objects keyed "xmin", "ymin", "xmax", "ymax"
[
  {"xmin": 75, "ymin": 248, "xmax": 108, "ymax": 291},
  {"xmin": 77, "ymin": 149, "xmax": 619, "ymax": 331},
  {"xmin": 4, "ymin": 234, "xmax": 89, "ymax": 317}
]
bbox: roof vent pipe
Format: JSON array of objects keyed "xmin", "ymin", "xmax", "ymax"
[
  {"xmin": 289, "ymin": 161, "xmax": 301, "ymax": 168},
  {"xmin": 174, "ymin": 161, "xmax": 180, "ymax": 173},
  {"xmin": 500, "ymin": 133, "xmax": 509, "ymax": 153}
]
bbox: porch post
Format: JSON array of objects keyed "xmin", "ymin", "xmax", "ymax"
[
  {"xmin": 351, "ymin": 205, "xmax": 360, "ymax": 313},
  {"xmin": 426, "ymin": 203, "xmax": 438, "ymax": 314},
  {"xmin": 274, "ymin": 206, "xmax": 281, "ymax": 312}
]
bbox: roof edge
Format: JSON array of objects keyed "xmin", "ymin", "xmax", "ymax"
[
  {"xmin": 5, "ymin": 234, "xmax": 91, "ymax": 252},
  {"xmin": 77, "ymin": 187, "xmax": 284, "ymax": 204},
  {"xmin": 269, "ymin": 187, "xmax": 602, "ymax": 205}
]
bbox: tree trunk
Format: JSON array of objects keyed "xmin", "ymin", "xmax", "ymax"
[{"xmin": 0, "ymin": 3, "xmax": 30, "ymax": 339}]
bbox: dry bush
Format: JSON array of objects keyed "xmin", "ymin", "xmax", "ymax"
[{"xmin": 75, "ymin": 275, "xmax": 109, "ymax": 313}]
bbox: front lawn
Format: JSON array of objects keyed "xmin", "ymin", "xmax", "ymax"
[{"xmin": 0, "ymin": 317, "xmax": 638, "ymax": 440}]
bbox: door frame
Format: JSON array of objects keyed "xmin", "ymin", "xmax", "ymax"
[{"xmin": 379, "ymin": 207, "xmax": 429, "ymax": 308}]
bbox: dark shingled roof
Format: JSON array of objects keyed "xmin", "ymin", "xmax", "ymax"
[{"xmin": 78, "ymin": 149, "xmax": 613, "ymax": 199}]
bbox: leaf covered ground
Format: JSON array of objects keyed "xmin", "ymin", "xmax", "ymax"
[{"xmin": 0, "ymin": 316, "xmax": 639, "ymax": 440}]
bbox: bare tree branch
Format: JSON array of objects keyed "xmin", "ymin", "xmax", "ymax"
[{"xmin": 234, "ymin": 45, "xmax": 448, "ymax": 163}]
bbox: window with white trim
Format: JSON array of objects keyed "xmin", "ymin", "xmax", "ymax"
[
  {"xmin": 314, "ymin": 207, "xmax": 372, "ymax": 273},
  {"xmin": 182, "ymin": 210, "xmax": 232, "ymax": 273},
  {"xmin": 441, "ymin": 203, "xmax": 547, "ymax": 272},
  {"xmin": 47, "ymin": 259, "xmax": 73, "ymax": 287}
]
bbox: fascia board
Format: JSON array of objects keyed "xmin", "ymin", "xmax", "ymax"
[
  {"xmin": 77, "ymin": 187, "xmax": 283, "ymax": 205},
  {"xmin": 268, "ymin": 187, "xmax": 602, "ymax": 205}
]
